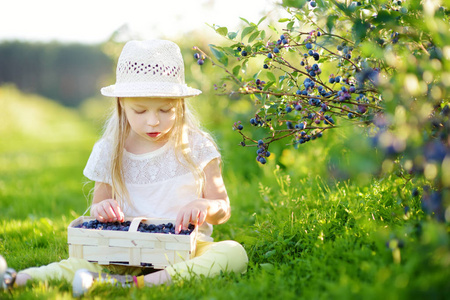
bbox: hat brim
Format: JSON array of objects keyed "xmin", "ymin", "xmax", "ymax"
[{"xmin": 100, "ymin": 84, "xmax": 202, "ymax": 98}]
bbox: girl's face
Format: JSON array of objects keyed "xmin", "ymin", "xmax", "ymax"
[{"xmin": 122, "ymin": 97, "xmax": 177, "ymax": 146}]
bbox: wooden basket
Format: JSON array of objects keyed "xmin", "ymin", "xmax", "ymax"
[{"xmin": 68, "ymin": 216, "xmax": 197, "ymax": 269}]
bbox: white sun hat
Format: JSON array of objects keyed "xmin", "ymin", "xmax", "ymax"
[{"xmin": 101, "ymin": 40, "xmax": 202, "ymax": 98}]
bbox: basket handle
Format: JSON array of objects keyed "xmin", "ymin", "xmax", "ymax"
[{"xmin": 129, "ymin": 217, "xmax": 146, "ymax": 233}]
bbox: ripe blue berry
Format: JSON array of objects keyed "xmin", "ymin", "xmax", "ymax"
[
  {"xmin": 348, "ymin": 112, "xmax": 354, "ymax": 119},
  {"xmin": 335, "ymin": 76, "xmax": 341, "ymax": 83},
  {"xmin": 313, "ymin": 53, "xmax": 320, "ymax": 61},
  {"xmin": 197, "ymin": 59, "xmax": 204, "ymax": 65},
  {"xmin": 306, "ymin": 43, "xmax": 312, "ymax": 49},
  {"xmin": 237, "ymin": 47, "xmax": 242, "ymax": 52},
  {"xmin": 258, "ymin": 139, "xmax": 264, "ymax": 146},
  {"xmin": 308, "ymin": 50, "xmax": 314, "ymax": 56},
  {"xmin": 263, "ymin": 64, "xmax": 269, "ymax": 69},
  {"xmin": 267, "ymin": 53, "xmax": 273, "ymax": 59},
  {"xmin": 286, "ymin": 121, "xmax": 294, "ymax": 129},
  {"xmin": 295, "ymin": 104, "xmax": 302, "ymax": 111},
  {"xmin": 237, "ymin": 124, "xmax": 243, "ymax": 130},
  {"xmin": 250, "ymin": 118, "xmax": 256, "ymax": 125},
  {"xmin": 329, "ymin": 77, "xmax": 335, "ymax": 84},
  {"xmin": 310, "ymin": 1, "xmax": 317, "ymax": 7},
  {"xmin": 241, "ymin": 50, "xmax": 248, "ymax": 56},
  {"xmin": 274, "ymin": 47, "xmax": 280, "ymax": 53},
  {"xmin": 259, "ymin": 157, "xmax": 267, "ymax": 164},
  {"xmin": 286, "ymin": 106, "xmax": 292, "ymax": 113},
  {"xmin": 194, "ymin": 53, "xmax": 200, "ymax": 59}
]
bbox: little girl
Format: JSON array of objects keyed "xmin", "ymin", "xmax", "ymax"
[{"xmin": 4, "ymin": 40, "xmax": 248, "ymax": 296}]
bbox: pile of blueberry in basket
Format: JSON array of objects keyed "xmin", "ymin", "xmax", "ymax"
[{"xmin": 73, "ymin": 220, "xmax": 195, "ymax": 235}]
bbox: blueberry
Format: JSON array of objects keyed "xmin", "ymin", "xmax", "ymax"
[
  {"xmin": 237, "ymin": 124, "xmax": 243, "ymax": 130},
  {"xmin": 296, "ymin": 90, "xmax": 302, "ymax": 95},
  {"xmin": 286, "ymin": 106, "xmax": 293, "ymax": 113},
  {"xmin": 306, "ymin": 43, "xmax": 312, "ymax": 49},
  {"xmin": 310, "ymin": 1, "xmax": 316, "ymax": 7},
  {"xmin": 348, "ymin": 112, "xmax": 354, "ymax": 119},
  {"xmin": 250, "ymin": 118, "xmax": 257, "ymax": 125},
  {"xmin": 241, "ymin": 50, "xmax": 248, "ymax": 56},
  {"xmin": 194, "ymin": 53, "xmax": 200, "ymax": 59},
  {"xmin": 274, "ymin": 47, "xmax": 280, "ymax": 53},
  {"xmin": 263, "ymin": 64, "xmax": 269, "ymax": 69},
  {"xmin": 267, "ymin": 53, "xmax": 273, "ymax": 59},
  {"xmin": 295, "ymin": 104, "xmax": 302, "ymax": 111},
  {"xmin": 265, "ymin": 151, "xmax": 271, "ymax": 157},
  {"xmin": 313, "ymin": 53, "xmax": 320, "ymax": 61},
  {"xmin": 258, "ymin": 139, "xmax": 264, "ymax": 146},
  {"xmin": 259, "ymin": 157, "xmax": 267, "ymax": 164},
  {"xmin": 237, "ymin": 47, "xmax": 242, "ymax": 52},
  {"xmin": 335, "ymin": 76, "xmax": 341, "ymax": 83},
  {"xmin": 286, "ymin": 121, "xmax": 294, "ymax": 129},
  {"xmin": 308, "ymin": 50, "xmax": 314, "ymax": 56},
  {"xmin": 312, "ymin": 64, "xmax": 319, "ymax": 71}
]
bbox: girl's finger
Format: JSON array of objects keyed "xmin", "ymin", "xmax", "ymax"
[
  {"xmin": 182, "ymin": 211, "xmax": 192, "ymax": 229},
  {"xmin": 110, "ymin": 204, "xmax": 123, "ymax": 222},
  {"xmin": 198, "ymin": 211, "xmax": 206, "ymax": 226},
  {"xmin": 175, "ymin": 212, "xmax": 184, "ymax": 234}
]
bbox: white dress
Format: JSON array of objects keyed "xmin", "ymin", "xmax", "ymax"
[{"xmin": 83, "ymin": 131, "xmax": 220, "ymax": 240}]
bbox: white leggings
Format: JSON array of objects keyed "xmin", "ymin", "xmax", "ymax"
[{"xmin": 20, "ymin": 240, "xmax": 248, "ymax": 282}]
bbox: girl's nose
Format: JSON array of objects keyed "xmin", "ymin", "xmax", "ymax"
[{"xmin": 147, "ymin": 112, "xmax": 160, "ymax": 127}]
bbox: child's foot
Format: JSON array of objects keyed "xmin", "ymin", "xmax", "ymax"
[
  {"xmin": 1, "ymin": 269, "xmax": 17, "ymax": 290},
  {"xmin": 72, "ymin": 269, "xmax": 136, "ymax": 297},
  {"xmin": 1, "ymin": 255, "xmax": 17, "ymax": 290}
]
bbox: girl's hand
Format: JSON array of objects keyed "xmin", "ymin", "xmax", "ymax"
[
  {"xmin": 175, "ymin": 199, "xmax": 209, "ymax": 234},
  {"xmin": 91, "ymin": 199, "xmax": 124, "ymax": 223}
]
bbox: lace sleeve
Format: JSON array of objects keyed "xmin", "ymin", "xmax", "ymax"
[
  {"xmin": 190, "ymin": 131, "xmax": 221, "ymax": 170},
  {"xmin": 83, "ymin": 138, "xmax": 113, "ymax": 184}
]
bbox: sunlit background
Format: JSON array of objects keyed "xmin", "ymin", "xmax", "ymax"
[{"xmin": 1, "ymin": 0, "xmax": 286, "ymax": 43}]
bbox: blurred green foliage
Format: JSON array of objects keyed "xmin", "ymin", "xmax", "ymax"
[
  {"xmin": 0, "ymin": 41, "xmax": 113, "ymax": 106},
  {"xmin": 197, "ymin": 0, "xmax": 450, "ymax": 222}
]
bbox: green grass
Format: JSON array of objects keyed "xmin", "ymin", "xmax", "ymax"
[{"xmin": 1, "ymin": 86, "xmax": 449, "ymax": 299}]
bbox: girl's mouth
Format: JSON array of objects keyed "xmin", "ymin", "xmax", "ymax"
[{"xmin": 147, "ymin": 132, "xmax": 161, "ymax": 138}]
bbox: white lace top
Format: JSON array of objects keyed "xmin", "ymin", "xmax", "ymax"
[{"xmin": 83, "ymin": 131, "xmax": 220, "ymax": 240}]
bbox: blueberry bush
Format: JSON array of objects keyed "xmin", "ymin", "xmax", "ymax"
[{"xmin": 194, "ymin": 0, "xmax": 450, "ymax": 222}]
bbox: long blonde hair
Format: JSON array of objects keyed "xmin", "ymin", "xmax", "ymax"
[{"xmin": 101, "ymin": 97, "xmax": 219, "ymax": 209}]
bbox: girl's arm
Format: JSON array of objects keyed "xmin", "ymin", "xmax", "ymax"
[
  {"xmin": 175, "ymin": 158, "xmax": 231, "ymax": 233},
  {"xmin": 90, "ymin": 182, "xmax": 125, "ymax": 222}
]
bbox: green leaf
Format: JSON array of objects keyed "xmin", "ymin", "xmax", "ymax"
[
  {"xmin": 232, "ymin": 65, "xmax": 241, "ymax": 76},
  {"xmin": 282, "ymin": 0, "xmax": 307, "ymax": 8},
  {"xmin": 257, "ymin": 16, "xmax": 267, "ymax": 26},
  {"xmin": 260, "ymin": 30, "xmax": 266, "ymax": 40},
  {"xmin": 278, "ymin": 18, "xmax": 291, "ymax": 23},
  {"xmin": 227, "ymin": 31, "xmax": 238, "ymax": 40},
  {"xmin": 326, "ymin": 15, "xmax": 338, "ymax": 32},
  {"xmin": 240, "ymin": 17, "xmax": 250, "ymax": 25},
  {"xmin": 287, "ymin": 21, "xmax": 295, "ymax": 30},
  {"xmin": 209, "ymin": 44, "xmax": 228, "ymax": 67},
  {"xmin": 267, "ymin": 72, "xmax": 276, "ymax": 82},
  {"xmin": 248, "ymin": 31, "xmax": 260, "ymax": 43},
  {"xmin": 241, "ymin": 26, "xmax": 256, "ymax": 40},
  {"xmin": 216, "ymin": 27, "xmax": 228, "ymax": 36}
]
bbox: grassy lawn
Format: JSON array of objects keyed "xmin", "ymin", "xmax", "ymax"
[{"xmin": 1, "ymin": 86, "xmax": 449, "ymax": 299}]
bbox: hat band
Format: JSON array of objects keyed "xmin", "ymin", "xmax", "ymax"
[{"xmin": 112, "ymin": 82, "xmax": 191, "ymax": 97}]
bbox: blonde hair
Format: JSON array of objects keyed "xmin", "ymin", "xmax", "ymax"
[{"xmin": 101, "ymin": 97, "xmax": 219, "ymax": 209}]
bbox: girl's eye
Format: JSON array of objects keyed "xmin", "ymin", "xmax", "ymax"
[
  {"xmin": 160, "ymin": 107, "xmax": 174, "ymax": 113},
  {"xmin": 134, "ymin": 110, "xmax": 146, "ymax": 114}
]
